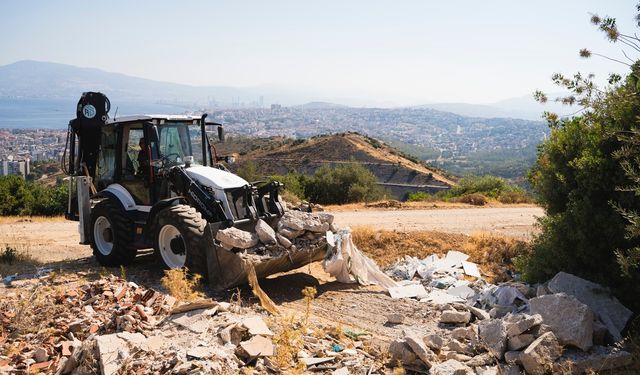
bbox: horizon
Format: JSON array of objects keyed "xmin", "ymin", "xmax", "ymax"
[{"xmin": 0, "ymin": 1, "xmax": 636, "ymax": 106}]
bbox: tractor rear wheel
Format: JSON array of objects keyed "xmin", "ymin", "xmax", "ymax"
[
  {"xmin": 90, "ymin": 199, "xmax": 137, "ymax": 266},
  {"xmin": 153, "ymin": 204, "xmax": 209, "ymax": 277}
]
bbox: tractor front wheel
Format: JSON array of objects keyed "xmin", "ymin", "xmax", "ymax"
[
  {"xmin": 153, "ymin": 204, "xmax": 209, "ymax": 277},
  {"xmin": 90, "ymin": 199, "xmax": 137, "ymax": 266}
]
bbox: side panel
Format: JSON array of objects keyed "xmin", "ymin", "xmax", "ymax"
[
  {"xmin": 100, "ymin": 184, "xmax": 151, "ymax": 212},
  {"xmin": 77, "ymin": 177, "xmax": 91, "ymax": 245}
]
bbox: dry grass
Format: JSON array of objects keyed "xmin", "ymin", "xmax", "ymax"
[
  {"xmin": 160, "ymin": 268, "xmax": 203, "ymax": 302},
  {"xmin": 0, "ymin": 216, "xmax": 66, "ymax": 224},
  {"xmin": 351, "ymin": 227, "xmax": 528, "ymax": 283},
  {"xmin": 0, "ymin": 245, "xmax": 41, "ymax": 277},
  {"xmin": 271, "ymin": 315, "xmax": 306, "ymax": 370},
  {"xmin": 0, "ymin": 284, "xmax": 66, "ymax": 337},
  {"xmin": 302, "ymin": 286, "xmax": 317, "ymax": 325}
]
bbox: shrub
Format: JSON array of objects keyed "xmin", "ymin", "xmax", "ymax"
[
  {"xmin": 498, "ymin": 190, "xmax": 533, "ymax": 204},
  {"xmin": 453, "ymin": 193, "xmax": 487, "ymax": 206},
  {"xmin": 303, "ymin": 164, "xmax": 384, "ymax": 205},
  {"xmin": 406, "ymin": 191, "xmax": 433, "ymax": 202},
  {"xmin": 0, "ymin": 175, "xmax": 67, "ymax": 216}
]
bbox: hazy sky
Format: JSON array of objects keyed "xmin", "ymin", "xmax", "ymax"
[{"xmin": 0, "ymin": 1, "xmax": 637, "ymax": 104}]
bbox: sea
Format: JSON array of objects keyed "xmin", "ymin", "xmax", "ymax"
[{"xmin": 0, "ymin": 98, "xmax": 195, "ymax": 129}]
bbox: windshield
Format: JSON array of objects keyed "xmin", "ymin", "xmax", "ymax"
[{"xmin": 157, "ymin": 122, "xmax": 207, "ymax": 165}]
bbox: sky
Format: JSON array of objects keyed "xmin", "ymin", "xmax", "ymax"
[{"xmin": 0, "ymin": 1, "xmax": 637, "ymax": 105}]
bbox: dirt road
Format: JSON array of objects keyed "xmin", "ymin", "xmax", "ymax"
[{"xmin": 332, "ymin": 206, "xmax": 544, "ymax": 239}]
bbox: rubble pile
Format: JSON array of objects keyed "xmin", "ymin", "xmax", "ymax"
[
  {"xmin": 385, "ymin": 252, "xmax": 636, "ymax": 374},
  {"xmin": 215, "ymin": 210, "xmax": 338, "ymax": 262},
  {"xmin": 0, "ymin": 273, "xmax": 379, "ymax": 374}
]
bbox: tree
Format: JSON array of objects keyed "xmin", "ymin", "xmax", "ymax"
[{"xmin": 526, "ymin": 4, "xmax": 640, "ymax": 310}]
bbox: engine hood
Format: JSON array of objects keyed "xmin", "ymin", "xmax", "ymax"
[{"xmin": 185, "ymin": 166, "xmax": 249, "ymax": 190}]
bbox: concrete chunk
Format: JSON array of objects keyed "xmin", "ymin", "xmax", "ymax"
[
  {"xmin": 529, "ymin": 293, "xmax": 593, "ymax": 351},
  {"xmin": 430, "ymin": 359, "xmax": 473, "ymax": 375},
  {"xmin": 505, "ymin": 313, "xmax": 543, "ymax": 337},
  {"xmin": 404, "ymin": 331, "xmax": 435, "ymax": 367},
  {"xmin": 255, "ymin": 219, "xmax": 277, "ymax": 245},
  {"xmin": 520, "ymin": 332, "xmax": 563, "ymax": 375},
  {"xmin": 423, "ymin": 334, "xmax": 445, "ymax": 350},
  {"xmin": 216, "ymin": 227, "xmax": 258, "ymax": 249},
  {"xmin": 478, "ymin": 319, "xmax": 507, "ymax": 359},
  {"xmin": 242, "ymin": 316, "xmax": 273, "ymax": 336},
  {"xmin": 239, "ymin": 335, "xmax": 274, "ymax": 357},
  {"xmin": 388, "ymin": 339, "xmax": 418, "ymax": 365},
  {"xmin": 507, "ymin": 333, "xmax": 535, "ymax": 351},
  {"xmin": 440, "ymin": 310, "xmax": 471, "ymax": 324},
  {"xmin": 547, "ymin": 272, "xmax": 632, "ymax": 341}
]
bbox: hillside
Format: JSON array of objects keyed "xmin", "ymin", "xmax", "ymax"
[{"xmin": 222, "ymin": 133, "xmax": 454, "ymax": 199}]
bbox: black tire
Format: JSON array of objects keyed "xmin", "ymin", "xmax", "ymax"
[
  {"xmin": 90, "ymin": 199, "xmax": 137, "ymax": 266},
  {"xmin": 153, "ymin": 204, "xmax": 209, "ymax": 277}
]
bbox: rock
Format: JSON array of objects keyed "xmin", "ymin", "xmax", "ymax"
[
  {"xmin": 520, "ymin": 332, "xmax": 563, "ymax": 375},
  {"xmin": 404, "ymin": 331, "xmax": 435, "ymax": 367},
  {"xmin": 332, "ymin": 367, "xmax": 349, "ymax": 375},
  {"xmin": 547, "ymin": 271, "xmax": 632, "ymax": 341},
  {"xmin": 242, "ymin": 316, "xmax": 273, "ymax": 336},
  {"xmin": 440, "ymin": 310, "xmax": 471, "ymax": 324},
  {"xmin": 239, "ymin": 335, "xmax": 274, "ymax": 357},
  {"xmin": 528, "ymin": 323, "xmax": 552, "ymax": 338},
  {"xmin": 507, "ymin": 333, "xmax": 535, "ymax": 351},
  {"xmin": 465, "ymin": 353, "xmax": 493, "ymax": 367},
  {"xmin": 529, "ymin": 293, "xmax": 593, "ymax": 351},
  {"xmin": 255, "ymin": 219, "xmax": 277, "ymax": 245},
  {"xmin": 499, "ymin": 364, "xmax": 521, "ymax": 375},
  {"xmin": 552, "ymin": 346, "xmax": 633, "ymax": 373},
  {"xmin": 451, "ymin": 325, "xmax": 477, "ymax": 341},
  {"xmin": 187, "ymin": 346, "xmax": 216, "ymax": 360},
  {"xmin": 316, "ymin": 212, "xmax": 334, "ymax": 224},
  {"xmin": 536, "ymin": 285, "xmax": 549, "ymax": 297},
  {"xmin": 503, "ymin": 351, "xmax": 521, "ymax": 365},
  {"xmin": 468, "ymin": 306, "xmax": 490, "ymax": 321},
  {"xmin": 279, "ymin": 211, "xmax": 306, "ymax": 231},
  {"xmin": 276, "ymin": 233, "xmax": 292, "ymax": 248},
  {"xmin": 96, "ymin": 334, "xmax": 129, "ymax": 375},
  {"xmin": 474, "ymin": 366, "xmax": 498, "ymax": 375},
  {"xmin": 445, "ymin": 352, "xmax": 473, "ymax": 361},
  {"xmin": 505, "ymin": 313, "xmax": 542, "ymax": 337},
  {"xmin": 592, "ymin": 320, "xmax": 609, "ymax": 345},
  {"xmin": 430, "ymin": 359, "xmax": 473, "ymax": 375},
  {"xmin": 446, "ymin": 339, "xmax": 473, "ymax": 355},
  {"xmin": 388, "ymin": 339, "xmax": 418, "ymax": 365},
  {"xmin": 34, "ymin": 347, "xmax": 48, "ymax": 363},
  {"xmin": 278, "ymin": 225, "xmax": 304, "ymax": 240},
  {"xmin": 386, "ymin": 313, "xmax": 405, "ymax": 324},
  {"xmin": 423, "ymin": 334, "xmax": 445, "ymax": 350},
  {"xmin": 478, "ymin": 319, "xmax": 507, "ymax": 359},
  {"xmin": 215, "ymin": 227, "xmax": 258, "ymax": 249}
]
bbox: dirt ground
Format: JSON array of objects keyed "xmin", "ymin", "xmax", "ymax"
[
  {"xmin": 0, "ymin": 206, "xmax": 541, "ymax": 347},
  {"xmin": 332, "ymin": 206, "xmax": 544, "ymax": 240}
]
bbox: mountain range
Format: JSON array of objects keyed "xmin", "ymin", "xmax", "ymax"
[{"xmin": 0, "ymin": 60, "xmax": 564, "ymax": 121}]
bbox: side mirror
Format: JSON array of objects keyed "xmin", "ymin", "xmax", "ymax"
[{"xmin": 217, "ymin": 126, "xmax": 225, "ymax": 143}]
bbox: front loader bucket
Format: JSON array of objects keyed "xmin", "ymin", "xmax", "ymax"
[{"xmin": 204, "ymin": 228, "xmax": 328, "ymax": 291}]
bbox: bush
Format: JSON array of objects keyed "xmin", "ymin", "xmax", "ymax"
[
  {"xmin": 453, "ymin": 193, "xmax": 487, "ymax": 206},
  {"xmin": 0, "ymin": 175, "xmax": 67, "ymax": 216},
  {"xmin": 498, "ymin": 190, "xmax": 532, "ymax": 204},
  {"xmin": 406, "ymin": 191, "xmax": 434, "ymax": 202},
  {"xmin": 269, "ymin": 173, "xmax": 306, "ymax": 201},
  {"xmin": 304, "ymin": 164, "xmax": 384, "ymax": 205}
]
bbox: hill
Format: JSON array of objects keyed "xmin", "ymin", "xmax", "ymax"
[{"xmin": 221, "ymin": 132, "xmax": 454, "ymax": 199}]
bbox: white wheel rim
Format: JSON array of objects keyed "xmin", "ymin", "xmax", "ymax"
[
  {"xmin": 94, "ymin": 216, "xmax": 113, "ymax": 256},
  {"xmin": 158, "ymin": 224, "xmax": 186, "ymax": 268}
]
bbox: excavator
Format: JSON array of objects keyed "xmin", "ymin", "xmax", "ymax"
[{"xmin": 63, "ymin": 92, "xmax": 326, "ymax": 289}]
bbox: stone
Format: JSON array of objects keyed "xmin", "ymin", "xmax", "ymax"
[
  {"xmin": 507, "ymin": 333, "xmax": 535, "ymax": 351},
  {"xmin": 451, "ymin": 325, "xmax": 477, "ymax": 341},
  {"xmin": 279, "ymin": 211, "xmax": 306, "ymax": 231},
  {"xmin": 505, "ymin": 313, "xmax": 543, "ymax": 337},
  {"xmin": 445, "ymin": 352, "xmax": 473, "ymax": 361},
  {"xmin": 215, "ymin": 227, "xmax": 258, "ymax": 249},
  {"xmin": 278, "ymin": 226, "xmax": 304, "ymax": 240},
  {"xmin": 499, "ymin": 364, "xmax": 521, "ymax": 375},
  {"xmin": 547, "ymin": 271, "xmax": 633, "ymax": 341},
  {"xmin": 503, "ymin": 351, "xmax": 521, "ymax": 365},
  {"xmin": 528, "ymin": 323, "xmax": 552, "ymax": 338},
  {"xmin": 389, "ymin": 283, "xmax": 428, "ymax": 299},
  {"xmin": 446, "ymin": 339, "xmax": 473, "ymax": 355},
  {"xmin": 520, "ymin": 332, "xmax": 563, "ymax": 375},
  {"xmin": 332, "ymin": 367, "xmax": 349, "ymax": 375},
  {"xmin": 276, "ymin": 233, "xmax": 292, "ymax": 248},
  {"xmin": 478, "ymin": 319, "xmax": 507, "ymax": 359},
  {"xmin": 386, "ymin": 313, "xmax": 405, "ymax": 324},
  {"xmin": 423, "ymin": 334, "xmax": 445, "ymax": 350},
  {"xmin": 96, "ymin": 334, "xmax": 129, "ymax": 375},
  {"xmin": 465, "ymin": 353, "xmax": 493, "ymax": 367},
  {"xmin": 316, "ymin": 212, "xmax": 334, "ymax": 225},
  {"xmin": 170, "ymin": 309, "xmax": 211, "ymax": 333},
  {"xmin": 430, "ymin": 359, "xmax": 473, "ymax": 375},
  {"xmin": 239, "ymin": 335, "xmax": 274, "ymax": 357},
  {"xmin": 34, "ymin": 347, "xmax": 48, "ymax": 363},
  {"xmin": 404, "ymin": 331, "xmax": 435, "ymax": 367},
  {"xmin": 440, "ymin": 310, "xmax": 471, "ymax": 324},
  {"xmin": 529, "ymin": 293, "xmax": 593, "ymax": 351},
  {"xmin": 187, "ymin": 346, "xmax": 216, "ymax": 360},
  {"xmin": 242, "ymin": 316, "xmax": 273, "ymax": 336},
  {"xmin": 474, "ymin": 366, "xmax": 498, "ymax": 375},
  {"xmin": 536, "ymin": 284, "xmax": 549, "ymax": 297},
  {"xmin": 592, "ymin": 320, "xmax": 608, "ymax": 345},
  {"xmin": 255, "ymin": 219, "xmax": 277, "ymax": 245},
  {"xmin": 299, "ymin": 357, "xmax": 334, "ymax": 366},
  {"xmin": 388, "ymin": 339, "xmax": 418, "ymax": 365},
  {"xmin": 468, "ymin": 306, "xmax": 490, "ymax": 320}
]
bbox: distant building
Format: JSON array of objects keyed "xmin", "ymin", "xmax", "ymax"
[{"xmin": 1, "ymin": 159, "xmax": 30, "ymax": 178}]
